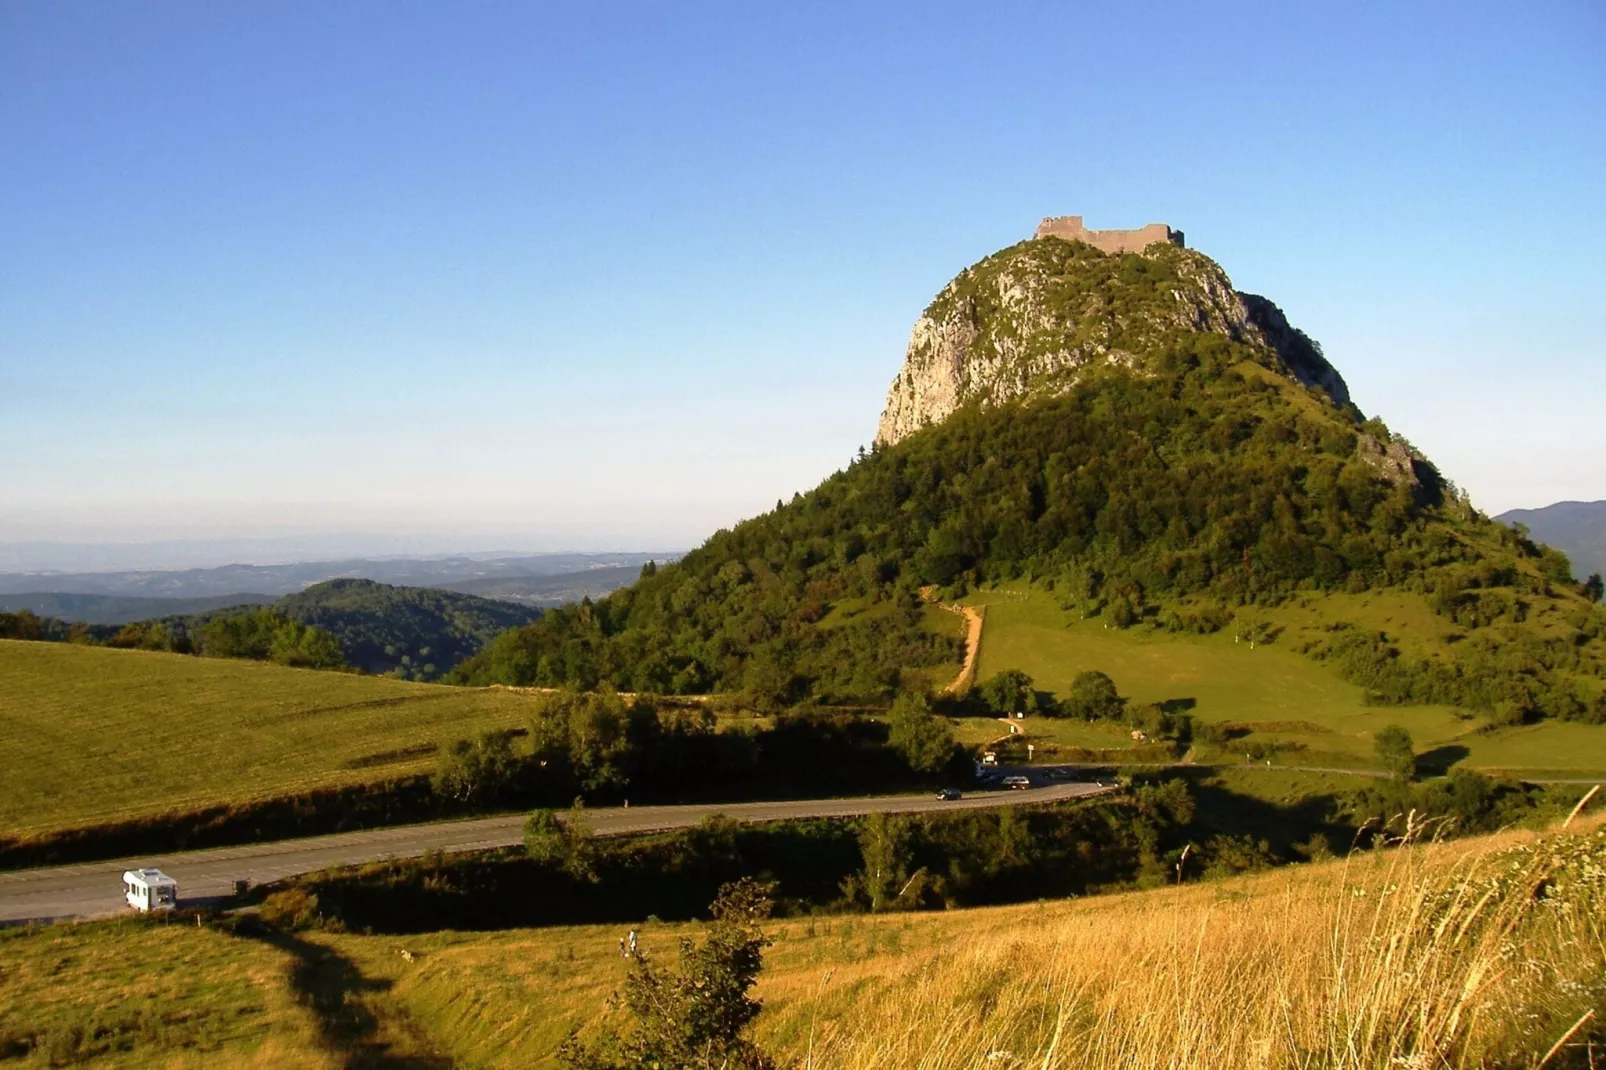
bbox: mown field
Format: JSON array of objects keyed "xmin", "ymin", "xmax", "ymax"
[
  {"xmin": 0, "ymin": 640, "xmax": 543, "ymax": 836},
  {"xmin": 4, "ymin": 815, "xmax": 1601, "ymax": 1068},
  {"xmin": 965, "ymin": 588, "xmax": 1606, "ymax": 775}
]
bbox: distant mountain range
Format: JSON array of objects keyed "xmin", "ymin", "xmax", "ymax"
[
  {"xmin": 1496, "ymin": 501, "xmax": 1606, "ymax": 579},
  {"xmin": 0, "ymin": 551, "xmax": 675, "ymax": 622},
  {"xmin": 0, "ymin": 592, "xmax": 273, "ymax": 625}
]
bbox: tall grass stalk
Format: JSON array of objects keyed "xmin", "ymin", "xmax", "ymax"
[{"xmin": 799, "ymin": 821, "xmax": 1606, "ymax": 1068}]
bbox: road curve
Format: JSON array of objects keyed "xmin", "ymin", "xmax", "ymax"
[{"xmin": 0, "ymin": 782, "xmax": 1115, "ymax": 925}]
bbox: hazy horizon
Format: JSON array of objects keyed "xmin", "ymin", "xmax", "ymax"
[
  {"xmin": 5, "ymin": 3, "xmax": 1603, "ymax": 545},
  {"xmin": 0, "ymin": 535, "xmax": 690, "ymax": 575}
]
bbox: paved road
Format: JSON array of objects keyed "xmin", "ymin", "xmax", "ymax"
[{"xmin": 0, "ymin": 782, "xmax": 1114, "ymax": 925}]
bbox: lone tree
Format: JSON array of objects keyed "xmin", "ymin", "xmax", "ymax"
[
  {"xmin": 887, "ymin": 691, "xmax": 956, "ymax": 774},
  {"xmin": 559, "ymin": 879, "xmax": 778, "ymax": 1070},
  {"xmin": 978, "ymin": 668, "xmax": 1039, "ymax": 718},
  {"xmin": 1065, "ymin": 670, "xmax": 1124, "ymax": 721},
  {"xmin": 1374, "ymin": 725, "xmax": 1416, "ymax": 781},
  {"xmin": 524, "ymin": 802, "xmax": 597, "ymax": 882}
]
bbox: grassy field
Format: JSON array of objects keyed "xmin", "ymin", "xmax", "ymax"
[
  {"xmin": 0, "ymin": 914, "xmax": 442, "ymax": 1068},
  {"xmin": 0, "ymin": 640, "xmax": 544, "ymax": 836},
  {"xmin": 7, "ymin": 815, "xmax": 1599, "ymax": 1067},
  {"xmin": 964, "ymin": 588, "xmax": 1606, "ymax": 774}
]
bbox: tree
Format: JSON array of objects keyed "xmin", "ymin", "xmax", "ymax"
[
  {"xmin": 559, "ymin": 879, "xmax": 778, "ymax": 1070},
  {"xmin": 977, "ymin": 668, "xmax": 1039, "ymax": 718},
  {"xmin": 524, "ymin": 802, "xmax": 596, "ymax": 881},
  {"xmin": 1584, "ymin": 573, "xmax": 1604, "ymax": 604},
  {"xmin": 1374, "ymin": 724, "xmax": 1416, "ymax": 781},
  {"xmin": 432, "ymin": 731, "xmax": 519, "ymax": 804},
  {"xmin": 886, "ymin": 691, "xmax": 955, "ymax": 773},
  {"xmin": 842, "ymin": 812, "xmax": 924, "ymax": 912},
  {"xmin": 1065, "ymin": 671, "xmax": 1123, "ymax": 721}
]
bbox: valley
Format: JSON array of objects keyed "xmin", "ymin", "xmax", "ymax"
[{"xmin": 2, "ymin": 223, "xmax": 1602, "ymax": 1068}]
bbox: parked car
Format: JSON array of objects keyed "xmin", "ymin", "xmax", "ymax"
[
  {"xmin": 1001, "ymin": 775, "xmax": 1031, "ymax": 790},
  {"xmin": 936, "ymin": 788, "xmax": 962, "ymax": 801}
]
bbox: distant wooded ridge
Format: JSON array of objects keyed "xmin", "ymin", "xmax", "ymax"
[
  {"xmin": 0, "ymin": 550, "xmax": 677, "ymax": 621},
  {"xmin": 0, "ymin": 578, "xmax": 557, "ymax": 682}
]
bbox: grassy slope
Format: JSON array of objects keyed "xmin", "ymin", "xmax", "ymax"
[
  {"xmin": 966, "ymin": 588, "xmax": 1606, "ymax": 774},
  {"xmin": 0, "ymin": 916, "xmax": 440, "ymax": 1068},
  {"xmin": 0, "ymin": 919, "xmax": 319, "ymax": 1068},
  {"xmin": 4, "ymin": 817, "xmax": 1600, "ymax": 1067},
  {"xmin": 327, "ymin": 817, "xmax": 1606, "ymax": 1067},
  {"xmin": 0, "ymin": 640, "xmax": 541, "ymax": 835}
]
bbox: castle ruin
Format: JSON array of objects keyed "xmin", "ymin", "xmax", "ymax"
[{"xmin": 1034, "ymin": 216, "xmax": 1184, "ymax": 254}]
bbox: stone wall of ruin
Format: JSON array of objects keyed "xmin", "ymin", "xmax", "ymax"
[{"xmin": 1034, "ymin": 215, "xmax": 1184, "ymax": 254}]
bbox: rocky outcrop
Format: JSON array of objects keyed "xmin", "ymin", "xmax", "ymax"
[
  {"xmin": 874, "ymin": 225, "xmax": 1353, "ymax": 448},
  {"xmin": 1238, "ymin": 293, "xmax": 1351, "ymax": 409},
  {"xmin": 1356, "ymin": 432, "xmax": 1420, "ymax": 488}
]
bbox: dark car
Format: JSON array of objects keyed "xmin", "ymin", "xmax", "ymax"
[{"xmin": 936, "ymin": 788, "xmax": 962, "ymax": 801}]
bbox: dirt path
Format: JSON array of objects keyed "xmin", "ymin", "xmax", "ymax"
[{"xmin": 940, "ymin": 604, "xmax": 985, "ymax": 695}]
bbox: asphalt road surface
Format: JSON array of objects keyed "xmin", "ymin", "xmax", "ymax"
[{"xmin": 0, "ymin": 781, "xmax": 1114, "ymax": 925}]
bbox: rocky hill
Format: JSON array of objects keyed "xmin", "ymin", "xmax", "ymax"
[
  {"xmin": 457, "ymin": 222, "xmax": 1605, "ymax": 722},
  {"xmin": 876, "ymin": 225, "xmax": 1349, "ymax": 446}
]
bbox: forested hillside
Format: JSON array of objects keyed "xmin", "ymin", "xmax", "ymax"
[
  {"xmin": 273, "ymin": 578, "xmax": 541, "ymax": 679},
  {"xmin": 1, "ymin": 578, "xmax": 540, "ymax": 680},
  {"xmin": 454, "ymin": 239, "xmax": 1606, "ymax": 722}
]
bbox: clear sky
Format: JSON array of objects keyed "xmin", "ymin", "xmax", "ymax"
[{"xmin": 3, "ymin": 1, "xmax": 1603, "ymax": 568}]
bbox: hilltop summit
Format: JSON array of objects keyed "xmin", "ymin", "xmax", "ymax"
[
  {"xmin": 1034, "ymin": 215, "xmax": 1185, "ymax": 253},
  {"xmin": 875, "ymin": 222, "xmax": 1349, "ymax": 447}
]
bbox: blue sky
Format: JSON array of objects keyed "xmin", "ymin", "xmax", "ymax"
[{"xmin": 2, "ymin": 1, "xmax": 1602, "ymax": 566}]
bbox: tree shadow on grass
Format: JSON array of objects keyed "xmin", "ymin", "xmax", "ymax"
[
  {"xmin": 1415, "ymin": 745, "xmax": 1471, "ymax": 777},
  {"xmin": 1152, "ymin": 768, "xmax": 1352, "ymax": 856},
  {"xmin": 222, "ymin": 918, "xmax": 453, "ymax": 1069}
]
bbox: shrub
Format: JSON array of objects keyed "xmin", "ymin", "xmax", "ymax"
[
  {"xmin": 259, "ymin": 887, "xmax": 322, "ymax": 929},
  {"xmin": 558, "ymin": 878, "xmax": 778, "ymax": 1070},
  {"xmin": 1374, "ymin": 725, "xmax": 1416, "ymax": 781}
]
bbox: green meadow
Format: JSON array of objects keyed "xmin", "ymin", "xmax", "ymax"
[
  {"xmin": 0, "ymin": 640, "xmax": 541, "ymax": 836},
  {"xmin": 963, "ymin": 588, "xmax": 1606, "ymax": 775}
]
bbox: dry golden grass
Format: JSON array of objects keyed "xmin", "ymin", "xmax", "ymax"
[
  {"xmin": 0, "ymin": 916, "xmax": 330, "ymax": 1068},
  {"xmin": 4, "ymin": 814, "xmax": 1601, "ymax": 1066},
  {"xmin": 310, "ymin": 813, "xmax": 1606, "ymax": 1068},
  {"xmin": 779, "ymin": 816, "xmax": 1606, "ymax": 1069}
]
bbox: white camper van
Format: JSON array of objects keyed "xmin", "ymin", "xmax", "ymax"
[{"xmin": 123, "ymin": 868, "xmax": 178, "ymax": 912}]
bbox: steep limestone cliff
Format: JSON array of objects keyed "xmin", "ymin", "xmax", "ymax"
[{"xmin": 875, "ymin": 230, "xmax": 1351, "ymax": 447}]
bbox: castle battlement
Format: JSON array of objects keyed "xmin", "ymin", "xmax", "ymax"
[{"xmin": 1034, "ymin": 216, "xmax": 1184, "ymax": 254}]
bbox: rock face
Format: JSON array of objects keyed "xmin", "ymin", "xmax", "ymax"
[
  {"xmin": 1356, "ymin": 432, "xmax": 1421, "ymax": 489},
  {"xmin": 875, "ymin": 223, "xmax": 1352, "ymax": 447}
]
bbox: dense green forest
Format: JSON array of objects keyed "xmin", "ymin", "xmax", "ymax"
[
  {"xmin": 271, "ymin": 578, "xmax": 540, "ymax": 679},
  {"xmin": 453, "ymin": 334, "xmax": 1605, "ymax": 720},
  {"xmin": 0, "ymin": 606, "xmax": 344, "ymax": 669}
]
